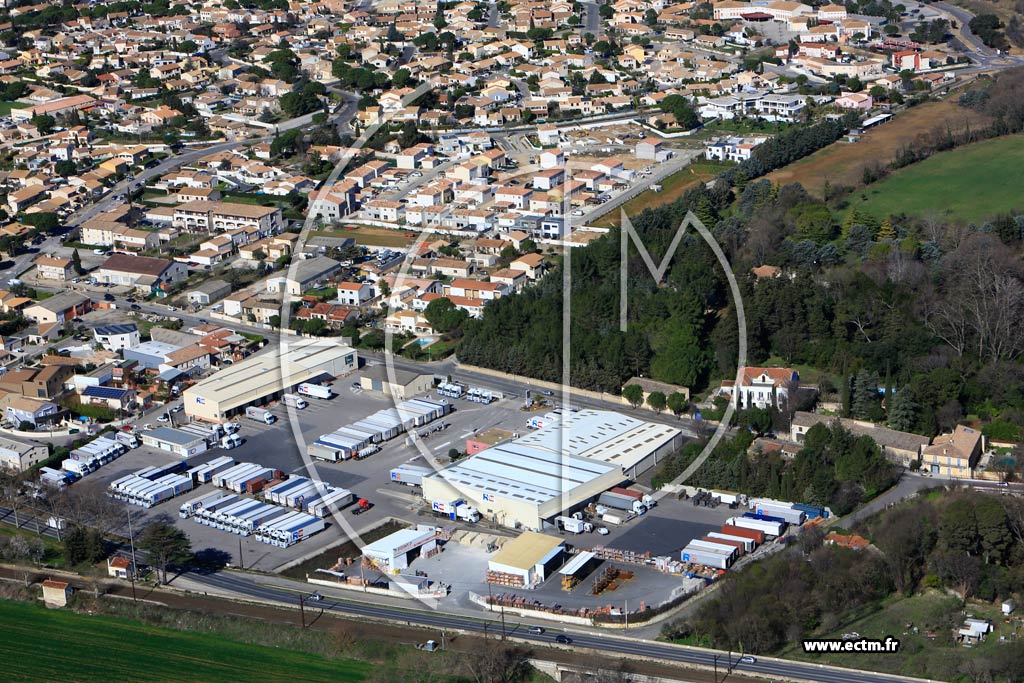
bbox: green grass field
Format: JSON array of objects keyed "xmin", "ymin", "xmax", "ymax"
[
  {"xmin": 0, "ymin": 101, "xmax": 28, "ymax": 116},
  {"xmin": 0, "ymin": 599, "xmax": 371, "ymax": 683},
  {"xmin": 850, "ymin": 134, "xmax": 1024, "ymax": 222}
]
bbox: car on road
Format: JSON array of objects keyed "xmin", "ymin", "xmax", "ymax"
[
  {"xmin": 157, "ymin": 413, "xmax": 170, "ymax": 422},
  {"xmin": 527, "ymin": 626, "xmax": 545, "ymax": 634},
  {"xmin": 130, "ymin": 304, "xmax": 141, "ymax": 310},
  {"xmin": 93, "ymin": 249, "xmax": 106, "ymax": 255},
  {"xmin": 142, "ymin": 423, "xmax": 153, "ymax": 431},
  {"xmin": 571, "ymin": 209, "xmax": 584, "ymax": 216},
  {"xmin": 72, "ymin": 317, "xmax": 83, "ymax": 323},
  {"xmin": 539, "ymin": 389, "xmax": 553, "ymax": 396},
  {"xmin": 167, "ymin": 305, "xmax": 177, "ymax": 311},
  {"xmin": 352, "ymin": 506, "xmax": 366, "ymax": 515},
  {"xmin": 104, "ymin": 293, "xmax": 115, "ymax": 301},
  {"xmin": 554, "ymin": 635, "xmax": 572, "ymax": 644},
  {"xmin": 596, "ymin": 527, "xmax": 609, "ymax": 535},
  {"xmin": 171, "ymin": 405, "xmax": 183, "ymax": 413},
  {"xmin": 125, "ymin": 297, "xmax": 136, "ymax": 303},
  {"xmin": 739, "ymin": 656, "xmax": 757, "ymax": 664}
]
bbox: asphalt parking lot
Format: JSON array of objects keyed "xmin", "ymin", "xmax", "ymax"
[{"xmin": 84, "ymin": 371, "xmax": 541, "ymax": 572}]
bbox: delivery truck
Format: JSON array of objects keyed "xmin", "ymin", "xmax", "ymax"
[
  {"xmin": 431, "ymin": 499, "xmax": 480, "ymax": 523},
  {"xmin": 116, "ymin": 431, "xmax": 140, "ymax": 449},
  {"xmin": 220, "ymin": 434, "xmax": 242, "ymax": 450},
  {"xmin": 598, "ymin": 491, "xmax": 648, "ymax": 515},
  {"xmin": 245, "ymin": 406, "xmax": 276, "ymax": 424},
  {"xmin": 556, "ymin": 516, "xmax": 593, "ymax": 534},
  {"xmin": 307, "ymin": 488, "xmax": 354, "ymax": 517},
  {"xmin": 180, "ymin": 491, "xmax": 230, "ymax": 519},
  {"xmin": 282, "ymin": 393, "xmax": 308, "ymax": 410},
  {"xmin": 297, "ymin": 383, "xmax": 332, "ymax": 400}
]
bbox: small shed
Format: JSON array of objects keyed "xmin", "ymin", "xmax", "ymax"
[{"xmin": 41, "ymin": 579, "xmax": 72, "ymax": 608}]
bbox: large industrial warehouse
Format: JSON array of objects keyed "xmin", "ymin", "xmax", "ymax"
[
  {"xmin": 184, "ymin": 341, "xmax": 357, "ymax": 422},
  {"xmin": 421, "ymin": 409, "xmax": 683, "ymax": 530}
]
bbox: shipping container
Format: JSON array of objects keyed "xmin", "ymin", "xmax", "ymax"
[
  {"xmin": 729, "ymin": 516, "xmax": 784, "ymax": 538},
  {"xmin": 688, "ymin": 538, "xmax": 738, "ymax": 559},
  {"xmin": 749, "ymin": 500, "xmax": 806, "ymax": 525},
  {"xmin": 721, "ymin": 524, "xmax": 764, "ymax": 545},
  {"xmin": 700, "ymin": 535, "xmax": 745, "ymax": 556},
  {"xmin": 282, "ymin": 481, "xmax": 323, "ymax": 508},
  {"xmin": 264, "ymin": 477, "xmax": 310, "ymax": 505},
  {"xmin": 792, "ymin": 502, "xmax": 828, "ymax": 519},
  {"xmin": 681, "ymin": 544, "xmax": 732, "ymax": 569},
  {"xmin": 707, "ymin": 531, "xmax": 755, "ymax": 552},
  {"xmin": 712, "ymin": 490, "xmax": 742, "ymax": 505},
  {"xmin": 275, "ymin": 514, "xmax": 326, "ymax": 546},
  {"xmin": 743, "ymin": 511, "xmax": 789, "ymax": 525}
]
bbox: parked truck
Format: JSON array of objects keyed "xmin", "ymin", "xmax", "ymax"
[
  {"xmin": 116, "ymin": 431, "xmax": 140, "ymax": 449},
  {"xmin": 282, "ymin": 393, "xmax": 308, "ymax": 410},
  {"xmin": 556, "ymin": 516, "xmax": 593, "ymax": 534},
  {"xmin": 245, "ymin": 406, "xmax": 276, "ymax": 424},
  {"xmin": 220, "ymin": 434, "xmax": 242, "ymax": 450},
  {"xmin": 274, "ymin": 514, "xmax": 326, "ymax": 547},
  {"xmin": 297, "ymin": 383, "xmax": 332, "ymax": 400},
  {"xmin": 431, "ymin": 499, "xmax": 480, "ymax": 523},
  {"xmin": 598, "ymin": 491, "xmax": 648, "ymax": 515},
  {"xmin": 389, "ymin": 464, "xmax": 431, "ymax": 487},
  {"xmin": 307, "ymin": 488, "xmax": 354, "ymax": 517},
  {"xmin": 609, "ymin": 487, "xmax": 656, "ymax": 509},
  {"xmin": 180, "ymin": 491, "xmax": 231, "ymax": 519}
]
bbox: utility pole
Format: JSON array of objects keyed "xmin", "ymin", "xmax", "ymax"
[
  {"xmin": 298, "ymin": 593, "xmax": 306, "ymax": 628},
  {"xmin": 127, "ymin": 509, "xmax": 138, "ymax": 603},
  {"xmin": 238, "ymin": 537, "xmax": 244, "ymax": 570}
]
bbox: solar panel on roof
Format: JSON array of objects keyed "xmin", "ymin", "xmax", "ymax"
[{"xmin": 82, "ymin": 386, "xmax": 128, "ymax": 399}]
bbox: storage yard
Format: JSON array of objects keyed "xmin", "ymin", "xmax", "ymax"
[{"xmin": 83, "ymin": 357, "xmax": 826, "ymax": 608}]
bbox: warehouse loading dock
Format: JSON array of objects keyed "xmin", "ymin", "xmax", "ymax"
[
  {"xmin": 184, "ymin": 341, "xmax": 357, "ymax": 422},
  {"xmin": 487, "ymin": 531, "xmax": 565, "ymax": 588},
  {"xmin": 422, "ymin": 409, "xmax": 681, "ymax": 531},
  {"xmin": 362, "ymin": 526, "xmax": 440, "ymax": 573}
]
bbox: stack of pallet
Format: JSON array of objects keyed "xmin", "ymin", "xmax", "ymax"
[{"xmin": 486, "ymin": 570, "xmax": 525, "ymax": 587}]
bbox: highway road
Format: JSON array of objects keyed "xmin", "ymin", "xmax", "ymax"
[{"xmin": 183, "ymin": 569, "xmax": 923, "ymax": 683}]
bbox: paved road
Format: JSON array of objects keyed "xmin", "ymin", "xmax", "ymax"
[
  {"xmin": 580, "ymin": 1, "xmax": 600, "ymax": 34},
  {"xmin": 183, "ymin": 569, "xmax": 922, "ymax": 683},
  {"xmin": 67, "ymin": 98, "xmax": 360, "ymax": 229},
  {"xmin": 581, "ymin": 150, "xmax": 704, "ymax": 224}
]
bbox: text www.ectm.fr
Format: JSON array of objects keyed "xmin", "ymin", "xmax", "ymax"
[{"xmin": 802, "ymin": 638, "xmax": 901, "ymax": 654}]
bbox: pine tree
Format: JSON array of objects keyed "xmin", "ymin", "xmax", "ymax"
[
  {"xmin": 71, "ymin": 248, "xmax": 84, "ymax": 275},
  {"xmin": 840, "ymin": 209, "xmax": 859, "ymax": 238},
  {"xmin": 878, "ymin": 217, "xmax": 896, "ymax": 240},
  {"xmin": 887, "ymin": 388, "xmax": 918, "ymax": 432},
  {"xmin": 851, "ymin": 369, "xmax": 877, "ymax": 419}
]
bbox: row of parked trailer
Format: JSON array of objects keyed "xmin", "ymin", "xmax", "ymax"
[
  {"xmin": 308, "ymin": 398, "xmax": 451, "ymax": 462},
  {"xmin": 179, "ymin": 491, "xmax": 327, "ymax": 545},
  {"xmin": 107, "ymin": 461, "xmax": 194, "ymax": 508},
  {"xmin": 681, "ymin": 497, "xmax": 828, "ymax": 570},
  {"xmin": 41, "ymin": 432, "xmax": 141, "ymax": 488}
]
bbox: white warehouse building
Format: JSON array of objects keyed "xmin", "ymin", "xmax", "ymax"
[{"xmin": 421, "ymin": 409, "xmax": 683, "ymax": 531}]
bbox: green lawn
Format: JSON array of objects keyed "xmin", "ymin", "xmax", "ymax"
[
  {"xmin": 0, "ymin": 599, "xmax": 371, "ymax": 683},
  {"xmin": 0, "ymin": 101, "xmax": 28, "ymax": 116},
  {"xmin": 850, "ymin": 134, "xmax": 1024, "ymax": 222}
]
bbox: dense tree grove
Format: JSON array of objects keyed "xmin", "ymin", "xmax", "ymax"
[
  {"xmin": 460, "ymin": 70, "xmax": 1024, "ymax": 442},
  {"xmin": 682, "ymin": 422, "xmax": 899, "ymax": 514},
  {"xmin": 669, "ymin": 491, "xmax": 1024, "ymax": 680}
]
